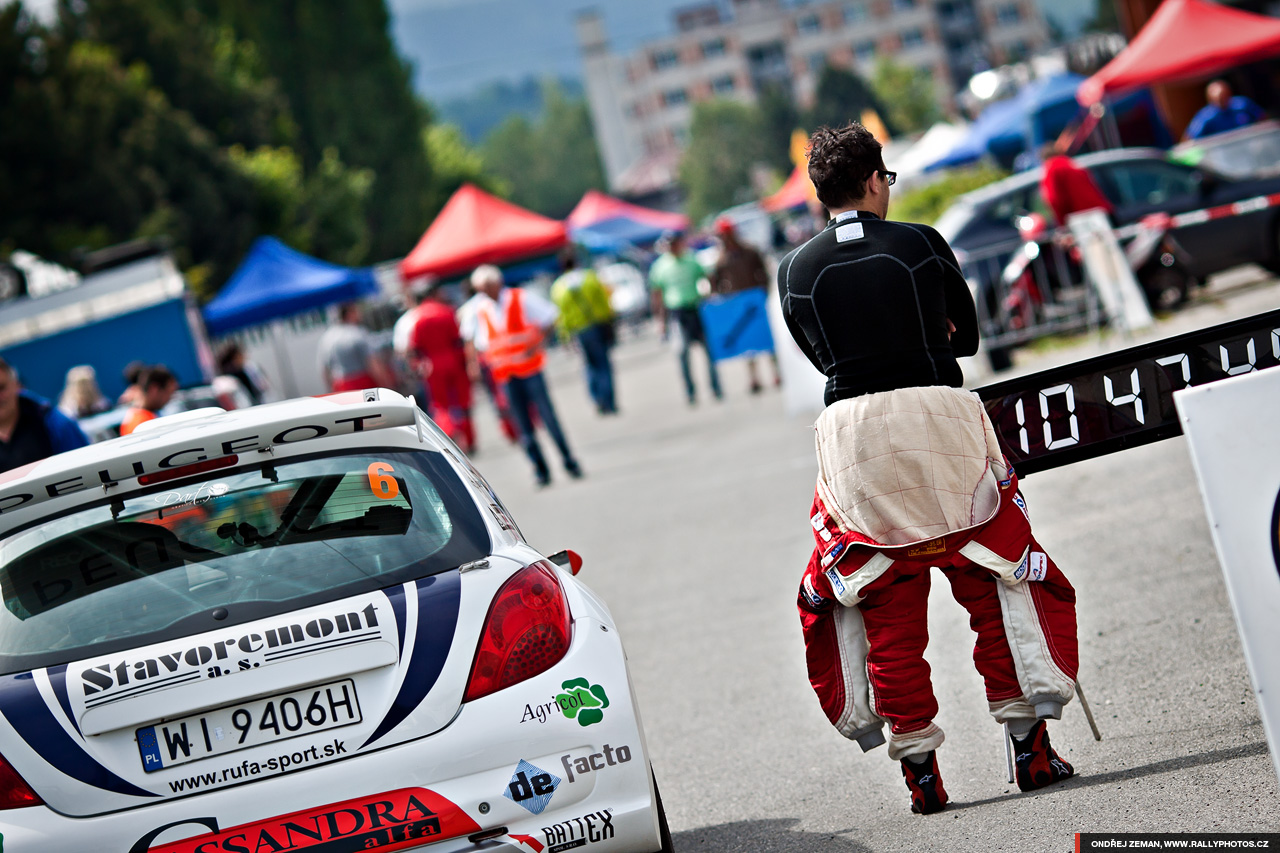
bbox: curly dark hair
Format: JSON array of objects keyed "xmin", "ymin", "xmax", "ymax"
[{"xmin": 806, "ymin": 122, "xmax": 885, "ymax": 210}]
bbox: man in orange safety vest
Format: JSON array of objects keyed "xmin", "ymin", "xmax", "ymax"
[{"xmin": 460, "ymin": 264, "xmax": 583, "ymax": 487}]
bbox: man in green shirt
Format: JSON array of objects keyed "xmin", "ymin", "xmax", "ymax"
[
  {"xmin": 648, "ymin": 232, "xmax": 722, "ymax": 404},
  {"xmin": 550, "ymin": 253, "xmax": 618, "ymax": 415}
]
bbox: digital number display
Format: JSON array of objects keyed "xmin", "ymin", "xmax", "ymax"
[{"xmin": 976, "ymin": 309, "xmax": 1280, "ymax": 475}]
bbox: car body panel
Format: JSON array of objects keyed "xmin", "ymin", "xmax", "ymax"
[{"xmin": 0, "ymin": 390, "xmax": 663, "ymax": 851}]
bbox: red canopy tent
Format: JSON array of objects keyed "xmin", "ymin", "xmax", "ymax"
[
  {"xmin": 761, "ymin": 165, "xmax": 817, "ymax": 213},
  {"xmin": 566, "ymin": 189, "xmax": 689, "ymax": 232},
  {"xmin": 1078, "ymin": 0, "xmax": 1280, "ymax": 106},
  {"xmin": 399, "ymin": 184, "xmax": 568, "ymax": 281}
]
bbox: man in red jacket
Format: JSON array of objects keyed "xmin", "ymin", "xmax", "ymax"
[
  {"xmin": 408, "ymin": 282, "xmax": 475, "ymax": 454},
  {"xmin": 1039, "ymin": 146, "xmax": 1112, "ymax": 227}
]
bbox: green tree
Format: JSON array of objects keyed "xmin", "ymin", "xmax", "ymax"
[
  {"xmin": 678, "ymin": 99, "xmax": 769, "ymax": 224},
  {"xmin": 425, "ymin": 123, "xmax": 508, "ymax": 213},
  {"xmin": 480, "ymin": 81, "xmax": 605, "ymax": 218},
  {"xmin": 806, "ymin": 64, "xmax": 895, "ymax": 135},
  {"xmin": 194, "ymin": 0, "xmax": 434, "ymax": 260},
  {"xmin": 870, "ymin": 58, "xmax": 941, "ymax": 136},
  {"xmin": 757, "ymin": 85, "xmax": 803, "ymax": 174}
]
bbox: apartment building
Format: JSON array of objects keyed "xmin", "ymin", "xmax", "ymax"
[{"xmin": 577, "ymin": 0, "xmax": 1049, "ymax": 194}]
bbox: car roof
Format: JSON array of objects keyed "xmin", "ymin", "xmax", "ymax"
[
  {"xmin": 955, "ymin": 147, "xmax": 1173, "ymax": 208},
  {"xmin": 0, "ymin": 389, "xmax": 434, "ymax": 533}
]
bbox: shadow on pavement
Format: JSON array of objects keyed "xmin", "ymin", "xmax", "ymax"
[
  {"xmin": 671, "ymin": 818, "xmax": 873, "ymax": 852},
  {"xmin": 945, "ymin": 740, "xmax": 1270, "ymax": 812}
]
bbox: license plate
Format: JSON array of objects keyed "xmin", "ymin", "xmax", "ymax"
[{"xmin": 136, "ymin": 679, "xmax": 361, "ymax": 772}]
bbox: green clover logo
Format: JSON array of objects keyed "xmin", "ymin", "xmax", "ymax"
[{"xmin": 556, "ymin": 677, "xmax": 610, "ymax": 726}]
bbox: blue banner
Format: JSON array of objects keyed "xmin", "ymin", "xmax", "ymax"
[{"xmin": 700, "ymin": 289, "xmax": 775, "ymax": 361}]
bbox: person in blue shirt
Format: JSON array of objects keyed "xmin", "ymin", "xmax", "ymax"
[
  {"xmin": 0, "ymin": 358, "xmax": 89, "ymax": 471},
  {"xmin": 1185, "ymin": 80, "xmax": 1265, "ymax": 140}
]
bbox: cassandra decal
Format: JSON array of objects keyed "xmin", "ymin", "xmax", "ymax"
[{"xmin": 143, "ymin": 787, "xmax": 479, "ymax": 853}]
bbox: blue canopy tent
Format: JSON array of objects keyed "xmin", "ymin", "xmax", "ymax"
[
  {"xmin": 204, "ymin": 237, "xmax": 378, "ymax": 336},
  {"xmin": 569, "ymin": 217, "xmax": 671, "ymax": 253},
  {"xmin": 926, "ymin": 73, "xmax": 1090, "ymax": 171}
]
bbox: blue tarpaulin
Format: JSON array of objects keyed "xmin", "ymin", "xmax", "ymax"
[
  {"xmin": 700, "ymin": 290, "xmax": 775, "ymax": 361},
  {"xmin": 204, "ymin": 237, "xmax": 378, "ymax": 336}
]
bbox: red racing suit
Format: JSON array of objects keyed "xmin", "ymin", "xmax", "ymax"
[
  {"xmin": 410, "ymin": 301, "xmax": 475, "ymax": 453},
  {"xmin": 797, "ymin": 391, "xmax": 1079, "ymax": 761}
]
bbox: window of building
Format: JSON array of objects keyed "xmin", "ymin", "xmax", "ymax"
[
  {"xmin": 712, "ymin": 75, "xmax": 736, "ymax": 93},
  {"xmin": 797, "ymin": 12, "xmax": 822, "ymax": 34},
  {"xmin": 996, "ymin": 3, "xmax": 1021, "ymax": 24},
  {"xmin": 652, "ymin": 47, "xmax": 679, "ymax": 71},
  {"xmin": 808, "ymin": 52, "xmax": 828, "ymax": 72},
  {"xmin": 892, "ymin": 0, "xmax": 916, "ymax": 10},
  {"xmin": 702, "ymin": 37, "xmax": 727, "ymax": 58},
  {"xmin": 900, "ymin": 28, "xmax": 924, "ymax": 49},
  {"xmin": 854, "ymin": 39, "xmax": 877, "ymax": 61},
  {"xmin": 673, "ymin": 126, "xmax": 690, "ymax": 145},
  {"xmin": 663, "ymin": 88, "xmax": 688, "ymax": 107},
  {"xmin": 843, "ymin": 2, "xmax": 868, "ymax": 23}
]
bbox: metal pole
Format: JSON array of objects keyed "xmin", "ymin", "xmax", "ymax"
[
  {"xmin": 1004, "ymin": 722, "xmax": 1015, "ymax": 783},
  {"xmin": 1076, "ymin": 679, "xmax": 1103, "ymax": 741}
]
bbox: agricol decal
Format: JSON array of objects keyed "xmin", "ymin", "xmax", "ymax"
[{"xmin": 556, "ymin": 678, "xmax": 609, "ymax": 727}]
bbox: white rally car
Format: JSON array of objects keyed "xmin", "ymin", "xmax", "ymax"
[{"xmin": 0, "ymin": 389, "xmax": 672, "ymax": 852}]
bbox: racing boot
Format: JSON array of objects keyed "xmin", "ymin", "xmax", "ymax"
[
  {"xmin": 900, "ymin": 750, "xmax": 948, "ymax": 814},
  {"xmin": 1011, "ymin": 721, "xmax": 1074, "ymax": 792}
]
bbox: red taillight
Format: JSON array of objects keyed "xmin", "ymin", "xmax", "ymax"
[
  {"xmin": 0, "ymin": 752, "xmax": 42, "ymax": 809},
  {"xmin": 463, "ymin": 563, "xmax": 571, "ymax": 703}
]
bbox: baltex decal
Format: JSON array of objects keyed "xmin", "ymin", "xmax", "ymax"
[{"xmin": 146, "ymin": 787, "xmax": 479, "ymax": 853}]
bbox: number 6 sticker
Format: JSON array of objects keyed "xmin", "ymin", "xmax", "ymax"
[{"xmin": 368, "ymin": 462, "xmax": 400, "ymax": 500}]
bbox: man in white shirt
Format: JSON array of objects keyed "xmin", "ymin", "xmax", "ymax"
[{"xmin": 460, "ymin": 265, "xmax": 582, "ymax": 487}]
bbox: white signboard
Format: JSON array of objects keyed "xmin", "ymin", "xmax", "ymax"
[
  {"xmin": 1175, "ymin": 366, "xmax": 1280, "ymax": 782},
  {"xmin": 1067, "ymin": 209, "xmax": 1154, "ymax": 335}
]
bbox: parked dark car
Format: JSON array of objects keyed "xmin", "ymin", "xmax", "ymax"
[
  {"xmin": 940, "ymin": 147, "xmax": 1280, "ymax": 278},
  {"xmin": 936, "ymin": 147, "xmax": 1280, "ymax": 367}
]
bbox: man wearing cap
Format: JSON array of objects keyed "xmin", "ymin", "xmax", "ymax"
[
  {"xmin": 648, "ymin": 231, "xmax": 722, "ymax": 405},
  {"xmin": 779, "ymin": 122, "xmax": 1079, "ymax": 815},
  {"xmin": 461, "ymin": 264, "xmax": 583, "ymax": 488},
  {"xmin": 709, "ymin": 219, "xmax": 780, "ymax": 394}
]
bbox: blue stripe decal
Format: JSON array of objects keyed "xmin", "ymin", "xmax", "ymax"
[
  {"xmin": 361, "ymin": 571, "xmax": 460, "ymax": 747},
  {"xmin": 385, "ymin": 584, "xmax": 408, "ymax": 656},
  {"xmin": 0, "ymin": 673, "xmax": 156, "ymax": 798},
  {"xmin": 47, "ymin": 665, "xmax": 79, "ymax": 735}
]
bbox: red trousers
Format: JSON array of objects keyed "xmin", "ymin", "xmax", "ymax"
[
  {"xmin": 423, "ymin": 363, "xmax": 475, "ymax": 453},
  {"xmin": 799, "ymin": 481, "xmax": 1078, "ymax": 759}
]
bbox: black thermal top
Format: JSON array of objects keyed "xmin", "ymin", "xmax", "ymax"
[{"xmin": 777, "ymin": 210, "xmax": 979, "ymax": 406}]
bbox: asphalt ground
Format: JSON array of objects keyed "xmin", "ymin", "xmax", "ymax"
[{"xmin": 462, "ymin": 265, "xmax": 1280, "ymax": 852}]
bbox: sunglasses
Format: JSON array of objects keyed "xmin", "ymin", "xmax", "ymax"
[{"xmin": 879, "ymin": 170, "xmax": 897, "ymax": 186}]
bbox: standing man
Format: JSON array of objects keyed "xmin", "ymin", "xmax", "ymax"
[
  {"xmin": 709, "ymin": 218, "xmax": 781, "ymax": 394},
  {"xmin": 120, "ymin": 365, "xmax": 178, "ymax": 436},
  {"xmin": 0, "ymin": 358, "xmax": 88, "ymax": 471},
  {"xmin": 318, "ymin": 302, "xmax": 393, "ymax": 393},
  {"xmin": 779, "ymin": 122, "xmax": 1079, "ymax": 814},
  {"xmin": 1184, "ymin": 80, "xmax": 1264, "ymax": 140},
  {"xmin": 550, "ymin": 251, "xmax": 618, "ymax": 415},
  {"xmin": 1039, "ymin": 144, "xmax": 1113, "ymax": 228},
  {"xmin": 648, "ymin": 232, "xmax": 722, "ymax": 405},
  {"xmin": 460, "ymin": 265, "xmax": 583, "ymax": 488},
  {"xmin": 408, "ymin": 281, "xmax": 475, "ymax": 454}
]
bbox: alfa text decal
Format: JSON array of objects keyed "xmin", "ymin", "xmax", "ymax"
[{"xmin": 144, "ymin": 787, "xmax": 479, "ymax": 853}]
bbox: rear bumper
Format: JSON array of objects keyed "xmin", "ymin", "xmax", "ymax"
[{"xmin": 0, "ymin": 614, "xmax": 663, "ymax": 853}]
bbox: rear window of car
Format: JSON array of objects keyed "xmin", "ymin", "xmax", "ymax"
[{"xmin": 0, "ymin": 449, "xmax": 491, "ymax": 674}]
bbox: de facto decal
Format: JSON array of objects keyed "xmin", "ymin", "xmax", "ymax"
[{"xmin": 143, "ymin": 787, "xmax": 479, "ymax": 853}]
